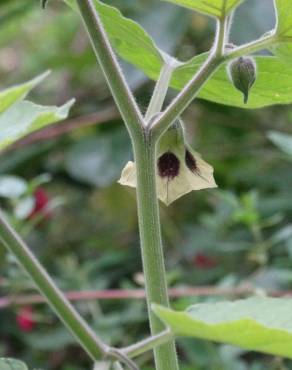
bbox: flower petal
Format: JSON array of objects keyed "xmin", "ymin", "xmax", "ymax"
[
  {"xmin": 118, "ymin": 161, "xmax": 137, "ymax": 188},
  {"xmin": 118, "ymin": 152, "xmax": 216, "ymax": 205}
]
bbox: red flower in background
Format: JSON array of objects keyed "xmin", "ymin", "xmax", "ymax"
[
  {"xmin": 193, "ymin": 252, "xmax": 217, "ymax": 270},
  {"xmin": 29, "ymin": 188, "xmax": 51, "ymax": 220},
  {"xmin": 16, "ymin": 306, "xmax": 36, "ymax": 332}
]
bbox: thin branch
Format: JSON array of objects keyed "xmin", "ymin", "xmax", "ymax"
[
  {"xmin": 106, "ymin": 349, "xmax": 139, "ymax": 370},
  {"xmin": 224, "ymin": 32, "xmax": 277, "ymax": 61},
  {"xmin": 122, "ymin": 330, "xmax": 173, "ymax": 359},
  {"xmin": 151, "ymin": 30, "xmax": 278, "ymax": 140},
  {"xmin": 76, "ymin": 0, "xmax": 144, "ymax": 139},
  {"xmin": 145, "ymin": 62, "xmax": 175, "ymax": 124},
  {"xmin": 0, "ymin": 211, "xmax": 139, "ymax": 368},
  {"xmin": 150, "ymin": 10, "xmax": 231, "ymax": 139},
  {"xmin": 2, "ymin": 286, "xmax": 289, "ymax": 309},
  {"xmin": 0, "ymin": 210, "xmax": 108, "ymax": 360},
  {"xmin": 151, "ymin": 54, "xmax": 221, "ymax": 139}
]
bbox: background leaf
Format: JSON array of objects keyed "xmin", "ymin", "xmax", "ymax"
[
  {"xmin": 153, "ymin": 297, "xmax": 292, "ymax": 359},
  {"xmin": 267, "ymin": 131, "xmax": 292, "ymax": 156},
  {"xmin": 0, "ymin": 358, "xmax": 28, "ymax": 370},
  {"xmin": 231, "ymin": 0, "xmax": 275, "ymax": 44},
  {"xmin": 0, "ymin": 175, "xmax": 27, "ymax": 198},
  {"xmin": 0, "ymin": 99, "xmax": 74, "ymax": 151},
  {"xmin": 0, "ymin": 72, "xmax": 49, "ymax": 114}
]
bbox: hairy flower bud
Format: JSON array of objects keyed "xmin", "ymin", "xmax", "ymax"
[{"xmin": 228, "ymin": 56, "xmax": 257, "ymax": 104}]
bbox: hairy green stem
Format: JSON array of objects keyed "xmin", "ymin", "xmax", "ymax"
[
  {"xmin": 75, "ymin": 1, "xmax": 179, "ymax": 368},
  {"xmin": 106, "ymin": 349, "xmax": 138, "ymax": 370},
  {"xmin": 0, "ymin": 210, "xmax": 107, "ymax": 360},
  {"xmin": 151, "ymin": 30, "xmax": 277, "ymax": 139},
  {"xmin": 76, "ymin": 0, "xmax": 144, "ymax": 139},
  {"xmin": 133, "ymin": 135, "xmax": 179, "ymax": 370},
  {"xmin": 224, "ymin": 32, "xmax": 277, "ymax": 61},
  {"xmin": 151, "ymin": 11, "xmax": 230, "ymax": 139},
  {"xmin": 122, "ymin": 330, "xmax": 174, "ymax": 359},
  {"xmin": 145, "ymin": 63, "xmax": 175, "ymax": 124},
  {"xmin": 214, "ymin": 16, "xmax": 229, "ymax": 58},
  {"xmin": 151, "ymin": 54, "xmax": 221, "ymax": 139}
]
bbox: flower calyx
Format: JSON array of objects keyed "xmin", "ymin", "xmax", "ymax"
[{"xmin": 228, "ymin": 56, "xmax": 257, "ymax": 104}]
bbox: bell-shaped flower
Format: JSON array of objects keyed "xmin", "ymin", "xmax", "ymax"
[{"xmin": 119, "ymin": 120, "xmax": 217, "ymax": 205}]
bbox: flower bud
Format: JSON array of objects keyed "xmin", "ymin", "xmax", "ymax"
[{"xmin": 228, "ymin": 56, "xmax": 257, "ymax": 104}]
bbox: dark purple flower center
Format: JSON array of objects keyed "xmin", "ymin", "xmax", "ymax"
[
  {"xmin": 185, "ymin": 150, "xmax": 198, "ymax": 173},
  {"xmin": 157, "ymin": 152, "xmax": 180, "ymax": 179}
]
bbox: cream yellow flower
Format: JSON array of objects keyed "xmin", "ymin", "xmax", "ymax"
[{"xmin": 119, "ymin": 120, "xmax": 217, "ymax": 205}]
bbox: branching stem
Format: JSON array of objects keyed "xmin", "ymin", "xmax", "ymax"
[
  {"xmin": 224, "ymin": 32, "xmax": 277, "ymax": 61},
  {"xmin": 151, "ymin": 30, "xmax": 277, "ymax": 140},
  {"xmin": 0, "ymin": 210, "xmax": 108, "ymax": 361},
  {"xmin": 151, "ymin": 54, "xmax": 221, "ymax": 139},
  {"xmin": 76, "ymin": 1, "xmax": 178, "ymax": 369},
  {"xmin": 215, "ymin": 16, "xmax": 229, "ymax": 58},
  {"xmin": 132, "ymin": 135, "xmax": 179, "ymax": 370},
  {"xmin": 151, "ymin": 11, "xmax": 230, "ymax": 139},
  {"xmin": 30, "ymin": 2, "xmax": 283, "ymax": 370}
]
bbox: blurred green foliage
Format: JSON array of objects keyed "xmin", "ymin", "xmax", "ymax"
[{"xmin": 1, "ymin": 0, "xmax": 292, "ymax": 369}]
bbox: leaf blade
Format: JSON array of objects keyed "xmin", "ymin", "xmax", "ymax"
[
  {"xmin": 161, "ymin": 0, "xmax": 244, "ymax": 18},
  {"xmin": 0, "ymin": 99, "xmax": 74, "ymax": 151},
  {"xmin": 0, "ymin": 358, "xmax": 29, "ymax": 370},
  {"xmin": 64, "ymin": 0, "xmax": 166, "ymax": 77},
  {"xmin": 65, "ymin": 0, "xmax": 292, "ymax": 108},
  {"xmin": 171, "ymin": 55, "xmax": 292, "ymax": 109},
  {"xmin": 0, "ymin": 71, "xmax": 50, "ymax": 114},
  {"xmin": 153, "ymin": 297, "xmax": 292, "ymax": 359}
]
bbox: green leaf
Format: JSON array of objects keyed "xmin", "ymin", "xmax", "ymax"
[
  {"xmin": 274, "ymin": 0, "xmax": 292, "ymax": 36},
  {"xmin": 153, "ymin": 297, "xmax": 292, "ymax": 359},
  {"xmin": 0, "ymin": 175, "xmax": 27, "ymax": 198},
  {"xmin": 273, "ymin": 0, "xmax": 292, "ymax": 63},
  {"xmin": 65, "ymin": 1, "xmax": 292, "ymax": 108},
  {"xmin": 267, "ymin": 130, "xmax": 292, "ymax": 156},
  {"xmin": 0, "ymin": 71, "xmax": 50, "ymax": 114},
  {"xmin": 0, "ymin": 99, "xmax": 74, "ymax": 151},
  {"xmin": 63, "ymin": 0, "xmax": 168, "ymax": 77},
  {"xmin": 171, "ymin": 55, "xmax": 292, "ymax": 109},
  {"xmin": 161, "ymin": 0, "xmax": 244, "ymax": 18},
  {"xmin": 0, "ymin": 358, "xmax": 28, "ymax": 370}
]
